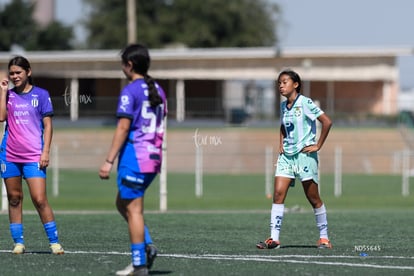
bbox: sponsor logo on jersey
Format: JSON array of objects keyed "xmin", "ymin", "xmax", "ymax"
[
  {"xmin": 15, "ymin": 103, "xmax": 29, "ymax": 108},
  {"xmin": 120, "ymin": 95, "xmax": 130, "ymax": 112},
  {"xmin": 13, "ymin": 110, "xmax": 29, "ymax": 117}
]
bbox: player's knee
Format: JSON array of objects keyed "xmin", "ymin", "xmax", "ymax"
[
  {"xmin": 307, "ymin": 197, "xmax": 322, "ymax": 208},
  {"xmin": 8, "ymin": 196, "xmax": 22, "ymax": 207},
  {"xmin": 32, "ymin": 198, "xmax": 48, "ymax": 210},
  {"xmin": 273, "ymin": 190, "xmax": 286, "ymax": 203}
]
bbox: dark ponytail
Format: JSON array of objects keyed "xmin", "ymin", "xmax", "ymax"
[
  {"xmin": 144, "ymin": 74, "xmax": 163, "ymax": 107},
  {"xmin": 121, "ymin": 43, "xmax": 162, "ymax": 108}
]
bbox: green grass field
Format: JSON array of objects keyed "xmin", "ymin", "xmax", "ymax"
[
  {"xmin": 42, "ymin": 170, "xmax": 414, "ymax": 211},
  {"xmin": 0, "ymin": 170, "xmax": 412, "ymax": 275}
]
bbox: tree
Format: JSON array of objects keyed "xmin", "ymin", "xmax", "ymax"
[
  {"xmin": 0, "ymin": 0, "xmax": 37, "ymax": 51},
  {"xmin": 82, "ymin": 0, "xmax": 128, "ymax": 49},
  {"xmin": 0, "ymin": 0, "xmax": 74, "ymax": 51},
  {"xmin": 33, "ymin": 22, "xmax": 74, "ymax": 51},
  {"xmin": 83, "ymin": 0, "xmax": 279, "ymax": 49}
]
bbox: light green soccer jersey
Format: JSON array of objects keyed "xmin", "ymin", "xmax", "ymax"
[{"xmin": 280, "ymin": 94, "xmax": 324, "ymax": 155}]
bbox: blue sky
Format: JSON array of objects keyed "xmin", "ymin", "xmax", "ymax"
[
  {"xmin": 273, "ymin": 0, "xmax": 414, "ymax": 88},
  {"xmin": 274, "ymin": 0, "xmax": 414, "ymax": 47},
  {"xmin": 56, "ymin": 0, "xmax": 414, "ymax": 88},
  {"xmin": 55, "ymin": 0, "xmax": 86, "ymax": 43}
]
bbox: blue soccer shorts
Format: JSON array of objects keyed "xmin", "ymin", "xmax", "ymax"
[
  {"xmin": 117, "ymin": 166, "xmax": 157, "ymax": 200},
  {"xmin": 275, "ymin": 151, "xmax": 319, "ymax": 185},
  {"xmin": 0, "ymin": 161, "xmax": 46, "ymax": 179}
]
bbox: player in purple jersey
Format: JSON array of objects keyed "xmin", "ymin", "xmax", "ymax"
[
  {"xmin": 99, "ymin": 44, "xmax": 167, "ymax": 276},
  {"xmin": 0, "ymin": 56, "xmax": 64, "ymax": 255}
]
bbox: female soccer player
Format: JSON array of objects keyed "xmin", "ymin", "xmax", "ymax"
[
  {"xmin": 257, "ymin": 69, "xmax": 333, "ymax": 250},
  {"xmin": 0, "ymin": 56, "xmax": 64, "ymax": 255},
  {"xmin": 99, "ymin": 44, "xmax": 167, "ymax": 276}
]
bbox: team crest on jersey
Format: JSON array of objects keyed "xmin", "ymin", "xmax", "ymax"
[
  {"xmin": 294, "ymin": 107, "xmax": 301, "ymax": 117},
  {"xmin": 31, "ymin": 94, "xmax": 39, "ymax": 107},
  {"xmin": 31, "ymin": 98, "xmax": 39, "ymax": 107}
]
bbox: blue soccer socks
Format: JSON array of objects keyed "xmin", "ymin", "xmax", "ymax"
[
  {"xmin": 131, "ymin": 242, "xmax": 146, "ymax": 267},
  {"xmin": 10, "ymin": 223, "xmax": 24, "ymax": 244},
  {"xmin": 144, "ymin": 225, "xmax": 153, "ymax": 245},
  {"xmin": 44, "ymin": 221, "xmax": 59, "ymax": 244}
]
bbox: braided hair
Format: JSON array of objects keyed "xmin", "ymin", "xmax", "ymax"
[{"xmin": 121, "ymin": 44, "xmax": 163, "ymax": 107}]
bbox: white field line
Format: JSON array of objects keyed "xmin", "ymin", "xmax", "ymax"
[
  {"xmin": 159, "ymin": 254, "xmax": 414, "ymax": 270},
  {"xmin": 1, "ymin": 250, "xmax": 412, "ymax": 271}
]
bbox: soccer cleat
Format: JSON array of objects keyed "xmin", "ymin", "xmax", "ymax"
[
  {"xmin": 116, "ymin": 264, "xmax": 149, "ymax": 276},
  {"xmin": 317, "ymin": 238, "xmax": 332, "ymax": 249},
  {"xmin": 116, "ymin": 263, "xmax": 133, "ymax": 276},
  {"xmin": 12, "ymin": 243, "xmax": 25, "ymax": 254},
  {"xmin": 50, "ymin": 243, "xmax": 65, "ymax": 254},
  {"xmin": 256, "ymin": 238, "xmax": 281, "ymax": 249},
  {"xmin": 146, "ymin": 244, "xmax": 158, "ymax": 269},
  {"xmin": 129, "ymin": 266, "xmax": 149, "ymax": 276}
]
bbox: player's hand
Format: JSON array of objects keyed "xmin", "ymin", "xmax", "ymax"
[
  {"xmin": 0, "ymin": 79, "xmax": 8, "ymax": 91},
  {"xmin": 301, "ymin": 145, "xmax": 319, "ymax": 153},
  {"xmin": 39, "ymin": 152, "xmax": 49, "ymax": 169},
  {"xmin": 99, "ymin": 162, "xmax": 112, "ymax": 180}
]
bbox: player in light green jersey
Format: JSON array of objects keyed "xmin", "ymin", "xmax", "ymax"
[{"xmin": 257, "ymin": 69, "xmax": 333, "ymax": 250}]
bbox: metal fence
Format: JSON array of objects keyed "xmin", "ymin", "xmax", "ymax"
[
  {"xmin": 48, "ymin": 94, "xmax": 414, "ymax": 174},
  {"xmin": 5, "ymin": 95, "xmax": 412, "ymax": 204}
]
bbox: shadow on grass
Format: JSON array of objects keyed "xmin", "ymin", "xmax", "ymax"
[
  {"xmin": 25, "ymin": 251, "xmax": 55, "ymax": 254},
  {"xmin": 150, "ymin": 271, "xmax": 173, "ymax": 275},
  {"xmin": 280, "ymin": 245, "xmax": 318, "ymax": 249}
]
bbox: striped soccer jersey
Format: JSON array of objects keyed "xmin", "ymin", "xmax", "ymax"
[{"xmin": 280, "ymin": 94, "xmax": 324, "ymax": 156}]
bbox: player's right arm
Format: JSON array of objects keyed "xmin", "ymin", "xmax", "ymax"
[
  {"xmin": 315, "ymin": 113, "xmax": 332, "ymax": 151},
  {"xmin": 279, "ymin": 124, "xmax": 285, "ymax": 154},
  {"xmin": 99, "ymin": 117, "xmax": 131, "ymax": 180},
  {"xmin": 0, "ymin": 79, "xmax": 8, "ymax": 122}
]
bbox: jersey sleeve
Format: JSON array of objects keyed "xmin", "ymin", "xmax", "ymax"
[
  {"xmin": 40, "ymin": 90, "xmax": 54, "ymax": 117},
  {"xmin": 116, "ymin": 87, "xmax": 135, "ymax": 119},
  {"xmin": 303, "ymin": 97, "xmax": 323, "ymax": 120}
]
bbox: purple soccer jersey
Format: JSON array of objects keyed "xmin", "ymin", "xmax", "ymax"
[
  {"xmin": 116, "ymin": 79, "xmax": 167, "ymax": 173},
  {"xmin": 2, "ymin": 86, "xmax": 53, "ymax": 162}
]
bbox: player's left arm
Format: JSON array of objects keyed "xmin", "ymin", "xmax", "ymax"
[
  {"xmin": 40, "ymin": 116, "xmax": 53, "ymax": 169},
  {"xmin": 315, "ymin": 113, "xmax": 332, "ymax": 151}
]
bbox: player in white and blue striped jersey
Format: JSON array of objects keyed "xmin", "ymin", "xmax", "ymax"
[{"xmin": 257, "ymin": 69, "xmax": 333, "ymax": 250}]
